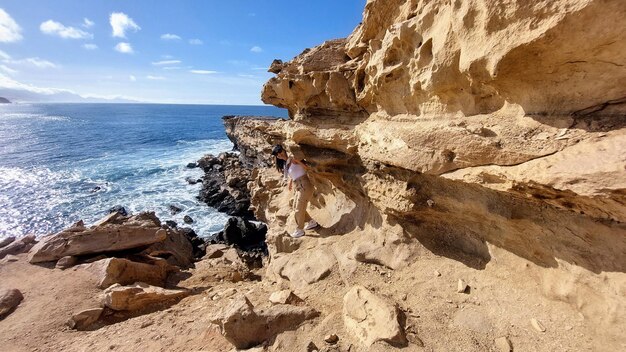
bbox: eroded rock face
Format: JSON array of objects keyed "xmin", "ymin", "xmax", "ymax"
[
  {"xmin": 343, "ymin": 286, "xmax": 406, "ymax": 347},
  {"xmin": 28, "ymin": 212, "xmax": 167, "ymax": 263},
  {"xmin": 220, "ymin": 0, "xmax": 626, "ymax": 347},
  {"xmin": 210, "ymin": 295, "xmax": 319, "ymax": 349}
]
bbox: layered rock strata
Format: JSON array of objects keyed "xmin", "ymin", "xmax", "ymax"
[{"xmin": 221, "ymin": 0, "xmax": 625, "ymax": 349}]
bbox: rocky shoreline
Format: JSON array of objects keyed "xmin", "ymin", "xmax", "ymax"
[{"xmin": 2, "ymin": 0, "xmax": 625, "ymax": 350}]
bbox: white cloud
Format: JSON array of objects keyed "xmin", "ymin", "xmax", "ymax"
[
  {"xmin": 0, "ymin": 51, "xmax": 57, "ymax": 69},
  {"xmin": 24, "ymin": 58, "xmax": 57, "ymax": 68},
  {"xmin": 110, "ymin": 12, "xmax": 140, "ymax": 38},
  {"xmin": 0, "ymin": 8, "xmax": 22, "ymax": 42},
  {"xmin": 162, "ymin": 67, "xmax": 181, "ymax": 70},
  {"xmin": 250, "ymin": 46, "xmax": 263, "ymax": 53},
  {"xmin": 83, "ymin": 18, "xmax": 94, "ymax": 28},
  {"xmin": 160, "ymin": 33, "xmax": 181, "ymax": 40},
  {"xmin": 189, "ymin": 70, "xmax": 217, "ymax": 75},
  {"xmin": 146, "ymin": 75, "xmax": 165, "ymax": 80},
  {"xmin": 40, "ymin": 20, "xmax": 93, "ymax": 39},
  {"xmin": 129, "ymin": 75, "xmax": 136, "ymax": 82},
  {"xmin": 83, "ymin": 43, "xmax": 98, "ymax": 50},
  {"xmin": 152, "ymin": 60, "xmax": 181, "ymax": 66},
  {"xmin": 0, "ymin": 64, "xmax": 17, "ymax": 75},
  {"xmin": 114, "ymin": 42, "xmax": 134, "ymax": 54},
  {"xmin": 5, "ymin": 57, "xmax": 57, "ymax": 69},
  {"xmin": 188, "ymin": 38, "xmax": 203, "ymax": 45}
]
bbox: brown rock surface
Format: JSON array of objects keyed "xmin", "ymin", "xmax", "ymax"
[
  {"xmin": 67, "ymin": 308, "xmax": 103, "ymax": 330},
  {"xmin": 0, "ymin": 236, "xmax": 15, "ymax": 249},
  {"xmin": 0, "ymin": 288, "xmax": 23, "ymax": 320},
  {"xmin": 210, "ymin": 295, "xmax": 319, "ymax": 349},
  {"xmin": 28, "ymin": 212, "xmax": 167, "ymax": 263},
  {"xmin": 101, "ymin": 282, "xmax": 189, "ymax": 311},
  {"xmin": 0, "ymin": 235, "xmax": 36, "ymax": 259},
  {"xmin": 84, "ymin": 257, "xmax": 171, "ymax": 289},
  {"xmin": 343, "ymin": 286, "xmax": 406, "ymax": 347}
]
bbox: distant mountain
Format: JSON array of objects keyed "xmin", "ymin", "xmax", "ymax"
[
  {"xmin": 0, "ymin": 97, "xmax": 10, "ymax": 104},
  {"xmin": 0, "ymin": 87, "xmax": 139, "ymax": 103}
]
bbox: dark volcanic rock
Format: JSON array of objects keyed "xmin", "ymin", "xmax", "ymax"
[
  {"xmin": 209, "ymin": 217, "xmax": 267, "ymax": 252},
  {"xmin": 108, "ymin": 205, "xmax": 128, "ymax": 216},
  {"xmin": 186, "ymin": 162, "xmax": 198, "ymax": 168},
  {"xmin": 165, "ymin": 220, "xmax": 178, "ymax": 228},
  {"xmin": 183, "ymin": 215, "xmax": 194, "ymax": 224},
  {"xmin": 185, "ymin": 176, "xmax": 201, "ymax": 185},
  {"xmin": 169, "ymin": 205, "xmax": 183, "ymax": 215},
  {"xmin": 197, "ymin": 153, "xmax": 254, "ymax": 219}
]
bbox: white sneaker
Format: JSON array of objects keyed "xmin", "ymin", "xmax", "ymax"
[
  {"xmin": 304, "ymin": 220, "xmax": 319, "ymax": 230},
  {"xmin": 290, "ymin": 229, "xmax": 305, "ymax": 238}
]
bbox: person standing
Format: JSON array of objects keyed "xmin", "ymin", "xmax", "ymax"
[{"xmin": 271, "ymin": 144, "xmax": 318, "ymax": 238}]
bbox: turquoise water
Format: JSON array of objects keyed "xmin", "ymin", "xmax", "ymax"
[{"xmin": 0, "ymin": 103, "xmax": 287, "ymax": 239}]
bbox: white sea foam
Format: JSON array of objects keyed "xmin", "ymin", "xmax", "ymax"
[{"xmin": 0, "ymin": 138, "xmax": 233, "ymax": 239}]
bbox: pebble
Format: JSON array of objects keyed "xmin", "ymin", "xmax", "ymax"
[
  {"xmin": 531, "ymin": 318, "xmax": 546, "ymax": 332},
  {"xmin": 494, "ymin": 336, "xmax": 512, "ymax": 352},
  {"xmin": 324, "ymin": 334, "xmax": 339, "ymax": 344},
  {"xmin": 457, "ymin": 279, "xmax": 468, "ymax": 293},
  {"xmin": 434, "ymin": 270, "xmax": 441, "ymax": 277},
  {"xmin": 401, "ymin": 293, "xmax": 408, "ymax": 301}
]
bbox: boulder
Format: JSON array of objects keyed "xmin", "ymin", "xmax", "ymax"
[
  {"xmin": 67, "ymin": 308, "xmax": 103, "ymax": 330},
  {"xmin": 85, "ymin": 257, "xmax": 170, "ymax": 289},
  {"xmin": 210, "ymin": 295, "xmax": 318, "ymax": 349},
  {"xmin": 343, "ymin": 286, "xmax": 406, "ymax": 347},
  {"xmin": 269, "ymin": 290, "xmax": 304, "ymax": 305},
  {"xmin": 0, "ymin": 288, "xmax": 23, "ymax": 320},
  {"xmin": 101, "ymin": 282, "xmax": 189, "ymax": 311},
  {"xmin": 143, "ymin": 227, "xmax": 195, "ymax": 268},
  {"xmin": 28, "ymin": 212, "xmax": 167, "ymax": 263},
  {"xmin": 55, "ymin": 256, "xmax": 78, "ymax": 269},
  {"xmin": 169, "ymin": 205, "xmax": 183, "ymax": 215},
  {"xmin": 268, "ymin": 59, "xmax": 284, "ymax": 74},
  {"xmin": 0, "ymin": 235, "xmax": 37, "ymax": 259},
  {"xmin": 108, "ymin": 205, "xmax": 128, "ymax": 216},
  {"xmin": 271, "ymin": 249, "xmax": 335, "ymax": 286},
  {"xmin": 183, "ymin": 215, "xmax": 194, "ymax": 224},
  {"xmin": 0, "ymin": 236, "xmax": 15, "ymax": 249},
  {"xmin": 203, "ymin": 244, "xmax": 231, "ymax": 259},
  {"xmin": 0, "ymin": 255, "xmax": 19, "ymax": 264}
]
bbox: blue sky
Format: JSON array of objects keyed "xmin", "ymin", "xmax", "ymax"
[{"xmin": 0, "ymin": 1, "xmax": 364, "ymax": 104}]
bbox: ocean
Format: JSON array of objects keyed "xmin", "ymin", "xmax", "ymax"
[{"xmin": 0, "ymin": 103, "xmax": 288, "ymax": 240}]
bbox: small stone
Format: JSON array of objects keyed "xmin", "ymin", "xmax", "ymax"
[
  {"xmin": 494, "ymin": 336, "xmax": 512, "ymax": 352},
  {"xmin": 324, "ymin": 334, "xmax": 339, "ymax": 344},
  {"xmin": 434, "ymin": 270, "xmax": 441, "ymax": 277},
  {"xmin": 55, "ymin": 256, "xmax": 78, "ymax": 270},
  {"xmin": 531, "ymin": 318, "xmax": 546, "ymax": 332},
  {"xmin": 169, "ymin": 205, "xmax": 183, "ymax": 215},
  {"xmin": 407, "ymin": 333, "xmax": 424, "ymax": 347},
  {"xmin": 401, "ymin": 293, "xmax": 407, "ymax": 301},
  {"xmin": 457, "ymin": 279, "xmax": 468, "ymax": 293},
  {"xmin": 564, "ymin": 325, "xmax": 573, "ymax": 331},
  {"xmin": 67, "ymin": 308, "xmax": 103, "ymax": 330},
  {"xmin": 426, "ymin": 199, "xmax": 435, "ymax": 207},
  {"xmin": 306, "ymin": 341, "xmax": 319, "ymax": 352},
  {"xmin": 183, "ymin": 215, "xmax": 194, "ymax": 224}
]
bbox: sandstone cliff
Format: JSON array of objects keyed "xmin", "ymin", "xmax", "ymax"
[{"xmin": 233, "ymin": 0, "xmax": 625, "ymax": 350}]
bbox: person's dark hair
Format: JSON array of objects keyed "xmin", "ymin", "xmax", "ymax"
[{"xmin": 271, "ymin": 144, "xmax": 286, "ymax": 173}]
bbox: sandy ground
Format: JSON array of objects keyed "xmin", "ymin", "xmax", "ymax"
[{"xmin": 1, "ymin": 239, "xmax": 621, "ymax": 352}]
